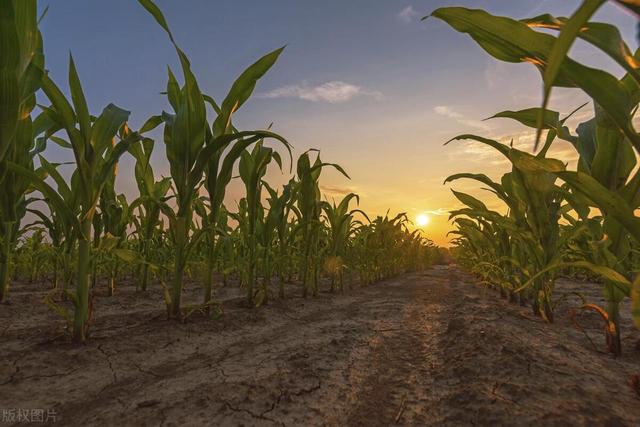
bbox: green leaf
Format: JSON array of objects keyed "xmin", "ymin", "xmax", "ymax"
[
  {"xmin": 92, "ymin": 132, "xmax": 140, "ymax": 210},
  {"xmin": 137, "ymin": 0, "xmax": 175, "ymax": 43},
  {"xmin": 488, "ymin": 108, "xmax": 559, "ymax": 130},
  {"xmin": 38, "ymin": 156, "xmax": 72, "ymax": 202},
  {"xmin": 509, "ymin": 150, "xmax": 565, "ymax": 174},
  {"xmin": 139, "ymin": 114, "xmax": 163, "ymax": 134},
  {"xmin": 90, "ymin": 103, "xmax": 130, "ymax": 154},
  {"xmin": 429, "ymin": 7, "xmax": 640, "ymax": 153},
  {"xmin": 310, "ymin": 162, "xmax": 351, "ymax": 180},
  {"xmin": 49, "ymin": 136, "xmax": 72, "ymax": 149},
  {"xmin": 40, "ymin": 74, "xmax": 78, "ymax": 140},
  {"xmin": 113, "ymin": 248, "xmax": 140, "ymax": 263},
  {"xmin": 523, "ymin": 14, "xmax": 640, "ymax": 85},
  {"xmin": 515, "ymin": 260, "xmax": 631, "ymax": 295},
  {"xmin": 451, "ymin": 190, "xmax": 487, "ymax": 211},
  {"xmin": 212, "ymin": 46, "xmax": 286, "ymax": 137},
  {"xmin": 0, "ymin": 0, "xmax": 20, "ymax": 162},
  {"xmin": 204, "ymin": 131, "xmax": 290, "ymax": 215},
  {"xmin": 444, "ymin": 134, "xmax": 511, "ymax": 158},
  {"xmin": 538, "ymin": 0, "xmax": 606, "ymax": 148},
  {"xmin": 5, "ymin": 160, "xmax": 79, "ymax": 232},
  {"xmin": 68, "ymin": 54, "xmax": 91, "ymax": 141},
  {"xmin": 557, "ymin": 171, "xmax": 640, "ymax": 242}
]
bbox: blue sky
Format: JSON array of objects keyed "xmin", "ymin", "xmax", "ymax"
[{"xmin": 38, "ymin": 1, "xmax": 639, "ymax": 244}]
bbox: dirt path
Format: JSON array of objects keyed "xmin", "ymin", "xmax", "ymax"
[{"xmin": 2, "ymin": 266, "xmax": 640, "ymax": 426}]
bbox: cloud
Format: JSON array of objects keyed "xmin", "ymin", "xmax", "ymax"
[
  {"xmin": 260, "ymin": 81, "xmax": 381, "ymax": 104},
  {"xmin": 320, "ymin": 185, "xmax": 362, "ymax": 197},
  {"xmin": 445, "ymin": 127, "xmax": 580, "ymax": 169},
  {"xmin": 448, "ymin": 130, "xmax": 531, "ymax": 165},
  {"xmin": 434, "ymin": 105, "xmax": 463, "ymax": 119},
  {"xmin": 433, "ymin": 105, "xmax": 491, "ymax": 131},
  {"xmin": 424, "ymin": 208, "xmax": 450, "ymax": 216},
  {"xmin": 398, "ymin": 6, "xmax": 420, "ymax": 23}
]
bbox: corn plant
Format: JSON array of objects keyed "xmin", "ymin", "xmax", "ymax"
[
  {"xmin": 128, "ymin": 138, "xmax": 172, "ymax": 292},
  {"xmin": 491, "ymin": 103, "xmax": 637, "ymax": 352},
  {"xmin": 200, "ymin": 64, "xmax": 292, "ymax": 309},
  {"xmin": 445, "ymin": 136, "xmax": 590, "ymax": 319},
  {"xmin": 350, "ymin": 212, "xmax": 432, "ymax": 285},
  {"xmin": 0, "ymin": 0, "xmax": 47, "ymax": 302},
  {"xmin": 99, "ymin": 190, "xmax": 132, "ymax": 296},
  {"xmin": 8, "ymin": 53, "xmax": 140, "ymax": 341},
  {"xmin": 137, "ymin": 0, "xmax": 288, "ymax": 318},
  {"xmin": 264, "ymin": 180, "xmax": 295, "ymax": 298},
  {"xmin": 26, "ymin": 197, "xmax": 68, "ymax": 292},
  {"xmin": 15, "ymin": 228, "xmax": 47, "ymax": 283},
  {"xmin": 215, "ymin": 206, "xmax": 236, "ymax": 287},
  {"xmin": 295, "ymin": 151, "xmax": 349, "ymax": 297},
  {"xmin": 321, "ymin": 193, "xmax": 368, "ymax": 292},
  {"xmin": 431, "ymin": 3, "xmax": 640, "ymax": 354},
  {"xmin": 526, "ymin": 8, "xmax": 640, "ymax": 354},
  {"xmin": 238, "ymin": 141, "xmax": 286, "ymax": 305},
  {"xmin": 31, "ymin": 157, "xmax": 81, "ymax": 298},
  {"xmin": 0, "ymin": 0, "xmax": 444, "ymax": 345}
]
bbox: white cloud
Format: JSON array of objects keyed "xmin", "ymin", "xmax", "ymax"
[
  {"xmin": 260, "ymin": 81, "xmax": 381, "ymax": 104},
  {"xmin": 424, "ymin": 208, "xmax": 450, "ymax": 216},
  {"xmin": 434, "ymin": 105, "xmax": 463, "ymax": 119},
  {"xmin": 398, "ymin": 6, "xmax": 420, "ymax": 23},
  {"xmin": 433, "ymin": 105, "xmax": 491, "ymax": 132}
]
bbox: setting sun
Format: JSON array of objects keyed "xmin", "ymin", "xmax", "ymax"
[{"xmin": 416, "ymin": 213, "xmax": 430, "ymax": 227}]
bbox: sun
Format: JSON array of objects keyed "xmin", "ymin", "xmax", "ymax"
[{"xmin": 416, "ymin": 213, "xmax": 430, "ymax": 227}]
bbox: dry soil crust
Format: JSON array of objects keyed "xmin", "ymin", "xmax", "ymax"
[{"xmin": 2, "ymin": 265, "xmax": 640, "ymax": 426}]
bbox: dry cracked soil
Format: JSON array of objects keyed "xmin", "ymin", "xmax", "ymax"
[{"xmin": 2, "ymin": 265, "xmax": 640, "ymax": 426}]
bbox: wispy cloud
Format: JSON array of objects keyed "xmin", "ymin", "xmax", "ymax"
[
  {"xmin": 320, "ymin": 185, "xmax": 356, "ymax": 194},
  {"xmin": 320, "ymin": 185, "xmax": 366, "ymax": 201},
  {"xmin": 445, "ymin": 128, "xmax": 580, "ymax": 168},
  {"xmin": 397, "ymin": 6, "xmax": 420, "ymax": 23},
  {"xmin": 433, "ymin": 105, "xmax": 491, "ymax": 131},
  {"xmin": 434, "ymin": 105, "xmax": 463, "ymax": 119},
  {"xmin": 424, "ymin": 208, "xmax": 450, "ymax": 216},
  {"xmin": 260, "ymin": 81, "xmax": 382, "ymax": 104}
]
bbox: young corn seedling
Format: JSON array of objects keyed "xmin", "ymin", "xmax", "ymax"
[
  {"xmin": 263, "ymin": 180, "xmax": 295, "ymax": 299},
  {"xmin": 321, "ymin": 193, "xmax": 368, "ymax": 292},
  {"xmin": 294, "ymin": 151, "xmax": 349, "ymax": 297},
  {"xmin": 128, "ymin": 138, "xmax": 172, "ymax": 292},
  {"xmin": 8, "ymin": 54, "xmax": 140, "ymax": 342},
  {"xmin": 31, "ymin": 157, "xmax": 82, "ymax": 299},
  {"xmin": 201, "ymin": 67, "xmax": 291, "ymax": 310},
  {"xmin": 99, "ymin": 191, "xmax": 132, "ymax": 296},
  {"xmin": 238, "ymin": 141, "xmax": 286, "ymax": 306},
  {"xmin": 137, "ymin": 0, "xmax": 288, "ymax": 318}
]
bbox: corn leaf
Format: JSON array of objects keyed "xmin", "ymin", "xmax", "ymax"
[
  {"xmin": 212, "ymin": 46, "xmax": 286, "ymax": 137},
  {"xmin": 557, "ymin": 171, "xmax": 640, "ymax": 242},
  {"xmin": 537, "ymin": 0, "xmax": 605, "ymax": 147},
  {"xmin": 429, "ymin": 7, "xmax": 640, "ymax": 153}
]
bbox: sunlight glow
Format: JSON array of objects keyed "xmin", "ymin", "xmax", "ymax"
[{"xmin": 416, "ymin": 213, "xmax": 430, "ymax": 227}]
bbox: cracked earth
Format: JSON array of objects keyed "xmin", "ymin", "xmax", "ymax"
[{"xmin": 2, "ymin": 265, "xmax": 640, "ymax": 426}]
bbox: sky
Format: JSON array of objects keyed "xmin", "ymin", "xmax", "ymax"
[{"xmin": 37, "ymin": 0, "xmax": 639, "ymax": 246}]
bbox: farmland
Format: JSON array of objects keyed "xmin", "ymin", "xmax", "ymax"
[
  {"xmin": 2, "ymin": 0, "xmax": 640, "ymax": 425},
  {"xmin": 3, "ymin": 267, "xmax": 640, "ymax": 425}
]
